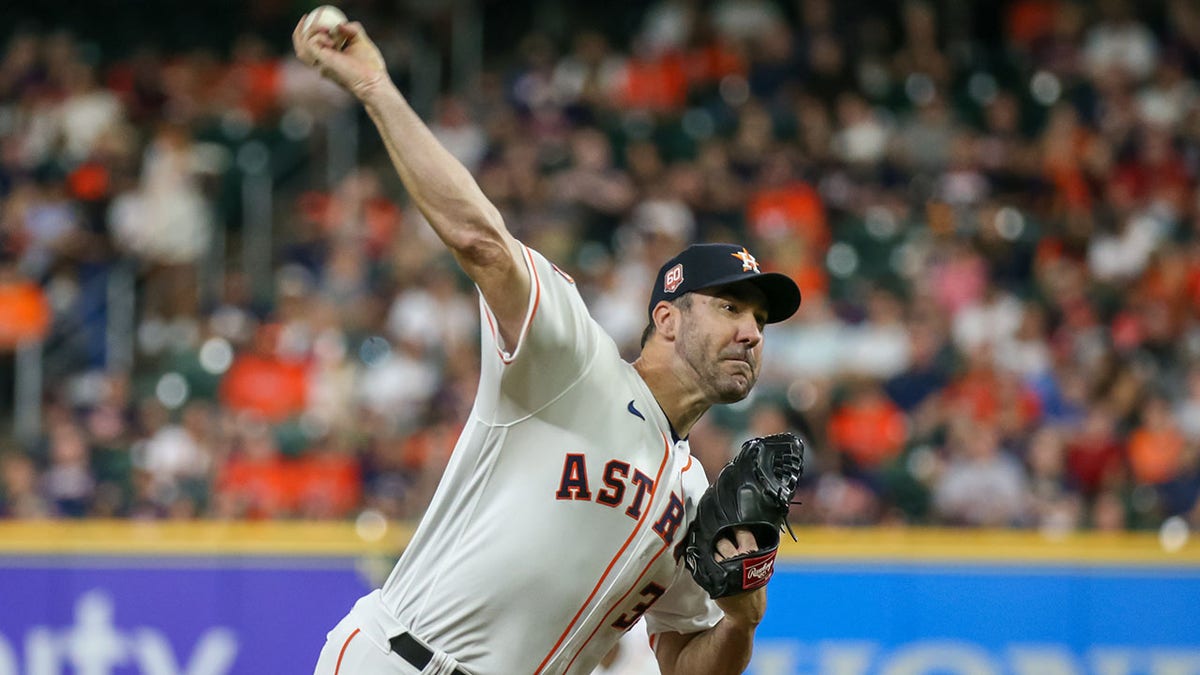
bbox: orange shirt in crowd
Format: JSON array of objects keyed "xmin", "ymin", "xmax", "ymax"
[
  {"xmin": 1127, "ymin": 427, "xmax": 1184, "ymax": 486},
  {"xmin": 237, "ymin": 60, "xmax": 281, "ymax": 122},
  {"xmin": 215, "ymin": 454, "xmax": 298, "ymax": 519},
  {"xmin": 617, "ymin": 51, "xmax": 689, "ymax": 113},
  {"xmin": 295, "ymin": 452, "xmax": 362, "ymax": 517},
  {"xmin": 219, "ymin": 354, "xmax": 309, "ymax": 422},
  {"xmin": 217, "ymin": 452, "xmax": 360, "ymax": 519},
  {"xmin": 789, "ymin": 259, "xmax": 829, "ymax": 307},
  {"xmin": 943, "ymin": 369, "xmax": 1042, "ymax": 428},
  {"xmin": 746, "ymin": 181, "xmax": 829, "ymax": 249},
  {"xmin": 685, "ymin": 40, "xmax": 746, "ymax": 85},
  {"xmin": 0, "ymin": 279, "xmax": 51, "ymax": 350},
  {"xmin": 67, "ymin": 161, "xmax": 111, "ymax": 201},
  {"xmin": 827, "ymin": 394, "xmax": 908, "ymax": 468},
  {"xmin": 1005, "ymin": 0, "xmax": 1062, "ymax": 47}
]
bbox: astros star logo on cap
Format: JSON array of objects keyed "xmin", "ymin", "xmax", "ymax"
[{"xmin": 732, "ymin": 247, "xmax": 760, "ymax": 272}]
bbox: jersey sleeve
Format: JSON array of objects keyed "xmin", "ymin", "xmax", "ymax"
[
  {"xmin": 477, "ymin": 245, "xmax": 614, "ymax": 421},
  {"xmin": 642, "ymin": 563, "xmax": 723, "ymax": 637}
]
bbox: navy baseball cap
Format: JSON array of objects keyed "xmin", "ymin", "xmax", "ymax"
[{"xmin": 648, "ymin": 243, "xmax": 802, "ymax": 323}]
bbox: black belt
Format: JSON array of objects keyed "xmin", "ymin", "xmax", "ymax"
[{"xmin": 389, "ymin": 632, "xmax": 469, "ymax": 675}]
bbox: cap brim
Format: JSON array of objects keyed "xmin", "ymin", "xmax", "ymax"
[{"xmin": 695, "ymin": 271, "xmax": 802, "ymax": 323}]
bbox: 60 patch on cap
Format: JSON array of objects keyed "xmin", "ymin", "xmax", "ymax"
[{"xmin": 663, "ymin": 264, "xmax": 684, "ymax": 293}]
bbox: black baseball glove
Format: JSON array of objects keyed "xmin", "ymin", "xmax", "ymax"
[{"xmin": 681, "ymin": 433, "xmax": 804, "ymax": 598}]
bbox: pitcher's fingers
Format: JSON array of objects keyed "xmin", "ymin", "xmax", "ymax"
[
  {"xmin": 292, "ymin": 15, "xmax": 309, "ymax": 50},
  {"xmin": 338, "ymin": 22, "xmax": 374, "ymax": 49},
  {"xmin": 715, "ymin": 536, "xmax": 738, "ymax": 561},
  {"xmin": 735, "ymin": 529, "xmax": 758, "ymax": 554}
]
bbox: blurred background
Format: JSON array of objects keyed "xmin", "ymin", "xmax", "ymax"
[
  {"xmin": 4, "ymin": 0, "xmax": 1200, "ymax": 535},
  {"xmin": 0, "ymin": 0, "xmax": 1199, "ymax": 673}
]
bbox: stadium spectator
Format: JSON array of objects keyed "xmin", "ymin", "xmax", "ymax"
[
  {"xmin": 827, "ymin": 382, "xmax": 908, "ymax": 471},
  {"xmin": 41, "ymin": 418, "xmax": 96, "ymax": 518},
  {"xmin": 933, "ymin": 421, "xmax": 1032, "ymax": 527},
  {"xmin": 219, "ymin": 323, "xmax": 309, "ymax": 423},
  {"xmin": 1026, "ymin": 426, "xmax": 1083, "ymax": 532},
  {"xmin": 0, "ymin": 259, "xmax": 51, "ymax": 349},
  {"xmin": 1064, "ymin": 407, "xmax": 1125, "ymax": 499},
  {"xmin": 1127, "ymin": 396, "xmax": 1186, "ymax": 488},
  {"xmin": 0, "ymin": 452, "xmax": 49, "ymax": 518}
]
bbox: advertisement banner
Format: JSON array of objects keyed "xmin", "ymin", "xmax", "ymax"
[
  {"xmin": 751, "ymin": 561, "xmax": 1200, "ymax": 675},
  {"xmin": 0, "ymin": 558, "xmax": 373, "ymax": 675}
]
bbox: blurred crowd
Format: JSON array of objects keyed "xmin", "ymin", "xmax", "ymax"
[{"xmin": 1, "ymin": 0, "xmax": 1200, "ymax": 535}]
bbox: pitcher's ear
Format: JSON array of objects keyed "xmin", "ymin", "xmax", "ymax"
[{"xmin": 652, "ymin": 301, "xmax": 680, "ymax": 341}]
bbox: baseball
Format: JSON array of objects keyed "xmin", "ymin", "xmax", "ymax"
[{"xmin": 301, "ymin": 5, "xmax": 349, "ymax": 49}]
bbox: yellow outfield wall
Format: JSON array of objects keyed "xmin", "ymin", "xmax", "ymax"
[{"xmin": 0, "ymin": 521, "xmax": 1197, "ymax": 566}]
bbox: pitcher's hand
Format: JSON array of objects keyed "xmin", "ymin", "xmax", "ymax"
[
  {"xmin": 712, "ymin": 528, "xmax": 767, "ymax": 626},
  {"xmin": 293, "ymin": 17, "xmax": 388, "ymax": 99}
]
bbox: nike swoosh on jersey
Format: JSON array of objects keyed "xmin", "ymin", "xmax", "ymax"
[{"xmin": 627, "ymin": 400, "xmax": 645, "ymax": 420}]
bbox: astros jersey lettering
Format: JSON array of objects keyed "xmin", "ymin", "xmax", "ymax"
[{"xmin": 377, "ymin": 246, "xmax": 722, "ymax": 674}]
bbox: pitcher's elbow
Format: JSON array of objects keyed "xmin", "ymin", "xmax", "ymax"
[{"xmin": 452, "ymin": 214, "xmax": 513, "ymax": 267}]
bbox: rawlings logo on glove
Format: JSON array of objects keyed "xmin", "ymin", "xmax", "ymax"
[
  {"xmin": 681, "ymin": 433, "xmax": 804, "ymax": 598},
  {"xmin": 742, "ymin": 552, "xmax": 776, "ymax": 587}
]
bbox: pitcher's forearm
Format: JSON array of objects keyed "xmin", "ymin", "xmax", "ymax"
[{"xmin": 662, "ymin": 616, "xmax": 756, "ymax": 675}]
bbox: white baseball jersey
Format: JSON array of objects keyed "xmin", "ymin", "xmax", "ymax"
[{"xmin": 377, "ymin": 245, "xmax": 723, "ymax": 674}]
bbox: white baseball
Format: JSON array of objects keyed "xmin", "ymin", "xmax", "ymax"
[{"xmin": 301, "ymin": 5, "xmax": 349, "ymax": 49}]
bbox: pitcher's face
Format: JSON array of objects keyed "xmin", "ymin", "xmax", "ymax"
[{"xmin": 674, "ymin": 282, "xmax": 768, "ymax": 404}]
